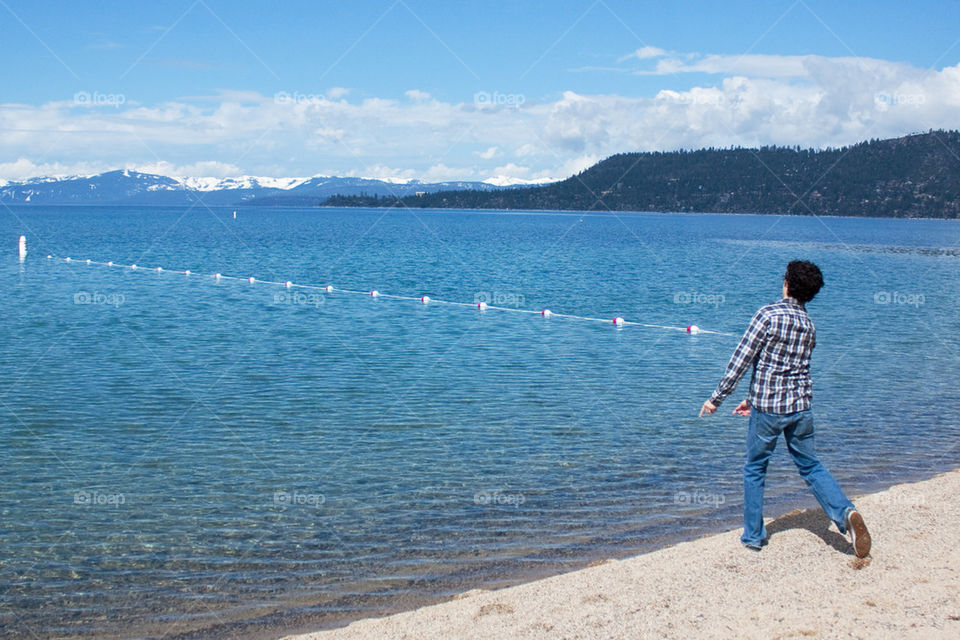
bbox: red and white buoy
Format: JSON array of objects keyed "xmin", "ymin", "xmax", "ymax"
[
  {"xmin": 613, "ymin": 317, "xmax": 625, "ymax": 327},
  {"xmin": 420, "ymin": 296, "xmax": 430, "ymax": 304},
  {"xmin": 686, "ymin": 324, "xmax": 701, "ymax": 335},
  {"xmin": 541, "ymin": 309, "xmax": 552, "ymax": 318}
]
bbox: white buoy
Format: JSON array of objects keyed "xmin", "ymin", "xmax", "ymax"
[
  {"xmin": 215, "ymin": 273, "xmax": 222, "ymax": 280},
  {"xmin": 107, "ymin": 261, "xmax": 113, "ymax": 266},
  {"xmin": 156, "ymin": 266, "xmax": 163, "ymax": 272},
  {"xmin": 248, "ymin": 276, "xmax": 255, "ymax": 283},
  {"xmin": 370, "ymin": 290, "xmax": 380, "ymax": 297},
  {"xmin": 613, "ymin": 317, "xmax": 625, "ymax": 327},
  {"xmin": 420, "ymin": 296, "xmax": 430, "ymax": 304},
  {"xmin": 284, "ymin": 281, "xmax": 292, "ymax": 288},
  {"xmin": 541, "ymin": 309, "xmax": 552, "ymax": 318},
  {"xmin": 324, "ymin": 285, "xmax": 333, "ymax": 292},
  {"xmin": 46, "ymin": 254, "xmax": 52, "ymax": 259},
  {"xmin": 65, "ymin": 257, "xmax": 72, "ymax": 262},
  {"xmin": 477, "ymin": 302, "xmax": 488, "ymax": 311},
  {"xmin": 86, "ymin": 259, "xmax": 91, "ymax": 264},
  {"xmin": 18, "ymin": 236, "xmax": 26, "ymax": 261},
  {"xmin": 686, "ymin": 325, "xmax": 701, "ymax": 335},
  {"xmin": 184, "ymin": 269, "xmax": 191, "ymax": 275},
  {"xmin": 130, "ymin": 264, "xmax": 137, "ymax": 269},
  {"xmin": 233, "ymin": 210, "xmax": 237, "ymax": 219}
]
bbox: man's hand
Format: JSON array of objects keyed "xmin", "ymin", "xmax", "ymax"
[
  {"xmin": 699, "ymin": 400, "xmax": 717, "ymax": 417},
  {"xmin": 732, "ymin": 399, "xmax": 751, "ymax": 416}
]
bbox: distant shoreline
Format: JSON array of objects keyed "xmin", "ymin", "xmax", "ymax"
[{"xmin": 7, "ymin": 201, "xmax": 960, "ymax": 221}]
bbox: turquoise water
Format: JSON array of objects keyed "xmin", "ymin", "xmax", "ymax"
[{"xmin": 2, "ymin": 206, "xmax": 958, "ymax": 638}]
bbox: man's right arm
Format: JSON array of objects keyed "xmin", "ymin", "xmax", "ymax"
[{"xmin": 709, "ymin": 308, "xmax": 768, "ymax": 408}]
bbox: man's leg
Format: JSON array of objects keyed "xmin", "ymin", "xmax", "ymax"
[
  {"xmin": 783, "ymin": 409, "xmax": 855, "ymax": 531},
  {"xmin": 742, "ymin": 409, "xmax": 781, "ymax": 547}
]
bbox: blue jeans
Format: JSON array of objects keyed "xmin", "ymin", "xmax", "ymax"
[{"xmin": 742, "ymin": 408, "xmax": 855, "ymax": 546}]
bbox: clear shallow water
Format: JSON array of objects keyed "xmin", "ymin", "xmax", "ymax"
[{"xmin": 1, "ymin": 206, "xmax": 958, "ymax": 638}]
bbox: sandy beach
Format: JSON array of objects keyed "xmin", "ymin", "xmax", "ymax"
[{"xmin": 285, "ymin": 470, "xmax": 960, "ymax": 640}]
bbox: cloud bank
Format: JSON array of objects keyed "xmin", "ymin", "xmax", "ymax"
[{"xmin": 1, "ymin": 51, "xmax": 958, "ymax": 181}]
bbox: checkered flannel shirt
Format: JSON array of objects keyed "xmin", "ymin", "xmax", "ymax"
[{"xmin": 710, "ymin": 297, "xmax": 816, "ymax": 414}]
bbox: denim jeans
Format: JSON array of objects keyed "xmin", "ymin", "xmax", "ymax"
[{"xmin": 742, "ymin": 408, "xmax": 855, "ymax": 546}]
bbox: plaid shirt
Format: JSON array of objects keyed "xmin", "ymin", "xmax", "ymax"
[{"xmin": 710, "ymin": 297, "xmax": 816, "ymax": 414}]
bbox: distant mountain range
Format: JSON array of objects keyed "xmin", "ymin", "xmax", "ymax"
[
  {"xmin": 7, "ymin": 131, "xmax": 960, "ymax": 217},
  {"xmin": 0, "ymin": 170, "xmax": 531, "ymax": 206},
  {"xmin": 326, "ymin": 131, "xmax": 960, "ymax": 219}
]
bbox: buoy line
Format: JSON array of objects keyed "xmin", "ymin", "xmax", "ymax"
[{"xmin": 47, "ymin": 253, "xmax": 736, "ymax": 337}]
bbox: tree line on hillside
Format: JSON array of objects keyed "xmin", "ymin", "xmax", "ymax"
[{"xmin": 323, "ymin": 131, "xmax": 960, "ymax": 218}]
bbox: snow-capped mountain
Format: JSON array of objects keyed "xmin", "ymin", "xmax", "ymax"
[
  {"xmin": 0, "ymin": 170, "xmax": 541, "ymax": 205},
  {"xmin": 482, "ymin": 175, "xmax": 557, "ymax": 187},
  {"xmin": 173, "ymin": 175, "xmax": 314, "ymax": 192}
]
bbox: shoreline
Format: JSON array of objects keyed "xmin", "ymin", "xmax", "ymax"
[
  {"xmin": 7, "ymin": 202, "xmax": 960, "ymax": 221},
  {"xmin": 284, "ymin": 469, "xmax": 960, "ymax": 640}
]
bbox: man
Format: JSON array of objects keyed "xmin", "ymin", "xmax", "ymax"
[{"xmin": 699, "ymin": 260, "xmax": 870, "ymax": 557}]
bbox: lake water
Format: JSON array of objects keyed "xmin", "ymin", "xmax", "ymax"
[{"xmin": 2, "ymin": 206, "xmax": 958, "ymax": 638}]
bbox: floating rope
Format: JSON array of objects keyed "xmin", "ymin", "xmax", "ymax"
[{"xmin": 47, "ymin": 253, "xmax": 736, "ymax": 337}]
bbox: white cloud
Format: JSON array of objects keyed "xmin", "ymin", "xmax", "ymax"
[
  {"xmin": 643, "ymin": 53, "xmax": 810, "ymax": 78},
  {"xmin": 476, "ymin": 146, "xmax": 499, "ymax": 159},
  {"xmin": 514, "ymin": 143, "xmax": 542, "ymax": 157},
  {"xmin": 313, "ymin": 127, "xmax": 345, "ymax": 143},
  {"xmin": 405, "ymin": 89, "xmax": 432, "ymax": 102},
  {"xmin": 130, "ymin": 160, "xmax": 242, "ymax": 178},
  {"xmin": 326, "ymin": 87, "xmax": 350, "ymax": 99},
  {"xmin": 0, "ymin": 158, "xmax": 105, "ymax": 181},
  {"xmin": 349, "ymin": 164, "xmax": 418, "ymax": 183},
  {"xmin": 620, "ymin": 46, "xmax": 667, "ymax": 62},
  {"xmin": 491, "ymin": 162, "xmax": 531, "ymax": 178},
  {"xmin": 1, "ymin": 53, "xmax": 959, "ymax": 183},
  {"xmin": 424, "ymin": 163, "xmax": 475, "ymax": 181},
  {"xmin": 628, "ymin": 49, "xmax": 913, "ymax": 80},
  {"xmin": 557, "ymin": 154, "xmax": 601, "ymax": 176}
]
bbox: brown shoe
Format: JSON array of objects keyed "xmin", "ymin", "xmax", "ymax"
[{"xmin": 845, "ymin": 509, "xmax": 871, "ymax": 558}]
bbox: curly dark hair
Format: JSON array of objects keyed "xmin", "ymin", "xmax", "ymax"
[{"xmin": 785, "ymin": 260, "xmax": 824, "ymax": 304}]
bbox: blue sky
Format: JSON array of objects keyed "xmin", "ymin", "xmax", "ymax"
[{"xmin": 2, "ymin": 0, "xmax": 959, "ymax": 182}]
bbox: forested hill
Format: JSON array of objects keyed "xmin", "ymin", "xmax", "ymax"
[{"xmin": 324, "ymin": 131, "xmax": 960, "ymax": 218}]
